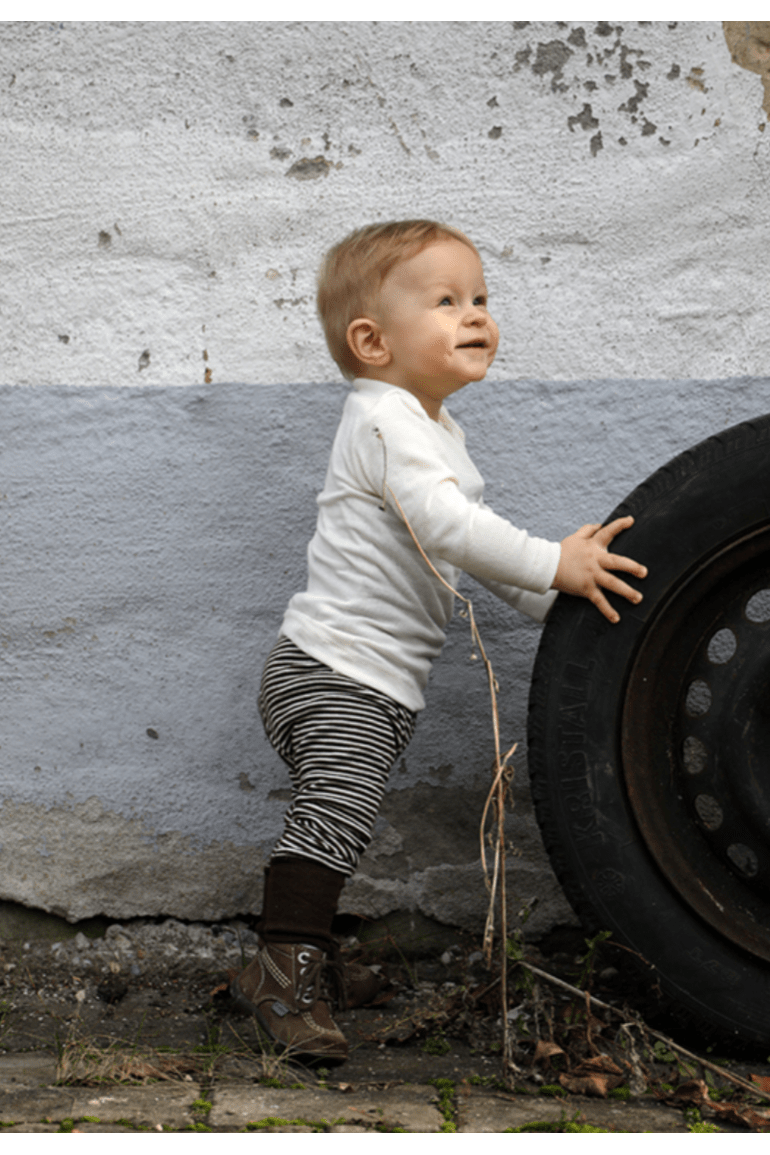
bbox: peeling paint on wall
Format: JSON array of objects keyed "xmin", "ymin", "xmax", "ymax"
[
  {"xmin": 724, "ymin": 21, "xmax": 770, "ymax": 119},
  {"xmin": 1, "ymin": 21, "xmax": 768, "ymax": 386}
]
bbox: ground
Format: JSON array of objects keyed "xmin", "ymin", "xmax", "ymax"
[{"xmin": 1, "ymin": 901, "xmax": 769, "ymax": 1133}]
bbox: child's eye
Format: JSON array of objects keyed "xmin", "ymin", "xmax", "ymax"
[
  {"xmin": 438, "ymin": 295, "xmax": 453, "ymax": 306},
  {"xmin": 473, "ymin": 295, "xmax": 487, "ymax": 307}
]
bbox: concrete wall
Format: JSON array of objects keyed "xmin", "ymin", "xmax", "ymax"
[{"xmin": 1, "ymin": 21, "xmax": 768, "ymax": 935}]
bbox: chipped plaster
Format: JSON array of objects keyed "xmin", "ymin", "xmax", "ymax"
[
  {"xmin": 724, "ymin": 22, "xmax": 770, "ymax": 118},
  {"xmin": 1, "ymin": 21, "xmax": 769, "ymax": 386}
]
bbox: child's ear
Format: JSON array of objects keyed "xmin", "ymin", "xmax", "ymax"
[{"xmin": 346, "ymin": 317, "xmax": 391, "ymax": 368}]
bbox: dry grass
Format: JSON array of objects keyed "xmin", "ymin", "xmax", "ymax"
[{"xmin": 55, "ymin": 1034, "xmax": 202, "ymax": 1085}]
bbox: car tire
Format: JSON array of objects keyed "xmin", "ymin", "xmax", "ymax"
[{"xmin": 528, "ymin": 413, "xmax": 770, "ymax": 1045}]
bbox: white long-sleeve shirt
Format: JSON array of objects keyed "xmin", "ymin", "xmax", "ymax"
[{"xmin": 281, "ymin": 378, "xmax": 560, "ymax": 711}]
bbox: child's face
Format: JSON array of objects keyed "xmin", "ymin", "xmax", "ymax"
[{"xmin": 352, "ymin": 238, "xmax": 499, "ymax": 420}]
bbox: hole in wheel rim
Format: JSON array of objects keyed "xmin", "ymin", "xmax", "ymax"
[
  {"xmin": 707, "ymin": 627, "xmax": 737, "ymax": 665},
  {"xmin": 622, "ymin": 524, "xmax": 770, "ymax": 964},
  {"xmin": 685, "ymin": 679, "xmax": 711, "ymax": 716},
  {"xmin": 682, "ymin": 736, "xmax": 707, "ymax": 775},
  {"xmin": 746, "ymin": 588, "xmax": 770, "ymax": 623}
]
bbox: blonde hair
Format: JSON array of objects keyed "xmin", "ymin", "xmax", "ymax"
[{"xmin": 317, "ymin": 219, "xmax": 478, "ymax": 380}]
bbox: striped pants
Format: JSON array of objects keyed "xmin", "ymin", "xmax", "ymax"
[{"xmin": 258, "ymin": 636, "xmax": 417, "ymax": 876}]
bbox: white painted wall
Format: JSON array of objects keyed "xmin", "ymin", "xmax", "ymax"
[{"xmin": 0, "ymin": 21, "xmax": 768, "ymax": 931}]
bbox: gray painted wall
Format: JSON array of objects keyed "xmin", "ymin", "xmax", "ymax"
[
  {"xmin": 1, "ymin": 378, "xmax": 768, "ymax": 934},
  {"xmin": 1, "ymin": 21, "xmax": 768, "ymax": 933}
]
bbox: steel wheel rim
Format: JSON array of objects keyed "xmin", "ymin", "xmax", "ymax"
[{"xmin": 622, "ymin": 522, "xmax": 770, "ymax": 963}]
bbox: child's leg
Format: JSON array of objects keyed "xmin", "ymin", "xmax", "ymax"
[
  {"xmin": 259, "ymin": 637, "xmax": 416, "ymax": 875},
  {"xmin": 231, "ymin": 637, "xmax": 415, "ymax": 1061},
  {"xmin": 231, "ymin": 855, "xmax": 349, "ymax": 1061}
]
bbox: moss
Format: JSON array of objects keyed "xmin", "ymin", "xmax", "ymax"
[
  {"xmin": 421, "ymin": 1034, "xmax": 451, "ymax": 1056},
  {"xmin": 539, "ymin": 1083, "xmax": 567, "ymax": 1097},
  {"xmin": 430, "ymin": 1077, "xmax": 457, "ymax": 1132},
  {"xmin": 505, "ymin": 1114, "xmax": 614, "ymax": 1134},
  {"xmin": 242, "ymin": 1116, "xmax": 340, "ymax": 1133}
]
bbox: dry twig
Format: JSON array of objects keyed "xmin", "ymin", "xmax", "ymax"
[
  {"xmin": 519, "ymin": 958, "xmax": 770, "ymax": 1106},
  {"xmin": 381, "ymin": 480, "xmax": 517, "ymax": 1065}
]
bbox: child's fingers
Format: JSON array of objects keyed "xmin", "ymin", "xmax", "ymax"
[
  {"xmin": 597, "ymin": 571, "xmax": 644, "ymax": 605},
  {"xmin": 594, "ymin": 516, "xmax": 634, "ymax": 546},
  {"xmin": 602, "ymin": 552, "xmax": 648, "ymax": 579},
  {"xmin": 588, "ymin": 588, "xmax": 621, "ymax": 624}
]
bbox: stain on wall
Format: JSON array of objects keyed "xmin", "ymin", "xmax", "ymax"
[{"xmin": 724, "ymin": 21, "xmax": 770, "ymax": 119}]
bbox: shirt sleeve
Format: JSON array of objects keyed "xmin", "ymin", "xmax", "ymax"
[
  {"xmin": 473, "ymin": 575, "xmax": 559, "ymax": 623},
  {"xmin": 359, "ymin": 395, "xmax": 561, "ymax": 596}
]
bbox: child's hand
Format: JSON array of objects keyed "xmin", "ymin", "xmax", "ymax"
[{"xmin": 553, "ymin": 516, "xmax": 647, "ymax": 624}]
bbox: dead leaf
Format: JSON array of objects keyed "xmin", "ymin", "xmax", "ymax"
[
  {"xmin": 559, "ymin": 1055, "xmax": 625, "ymax": 1098},
  {"xmin": 578, "ymin": 1055, "xmax": 624, "ymax": 1076},
  {"xmin": 534, "ymin": 1040, "xmax": 565, "ymax": 1065},
  {"xmin": 656, "ymin": 1078, "xmax": 770, "ymax": 1132},
  {"xmin": 559, "ymin": 1071, "xmax": 616, "ymax": 1097}
]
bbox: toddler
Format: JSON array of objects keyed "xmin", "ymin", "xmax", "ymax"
[{"xmin": 231, "ymin": 220, "xmax": 647, "ymax": 1062}]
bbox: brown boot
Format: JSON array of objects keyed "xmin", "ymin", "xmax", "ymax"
[
  {"xmin": 323, "ymin": 942, "xmax": 388, "ymax": 1011},
  {"xmin": 339, "ymin": 960, "xmax": 387, "ymax": 1008},
  {"xmin": 231, "ymin": 940, "xmax": 348, "ymax": 1062}
]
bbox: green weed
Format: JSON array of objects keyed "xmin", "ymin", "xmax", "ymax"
[
  {"xmin": 685, "ymin": 1108, "xmax": 721, "ymax": 1133},
  {"xmin": 421, "ymin": 1034, "xmax": 451, "ymax": 1056},
  {"xmin": 430, "ymin": 1078, "xmax": 457, "ymax": 1133},
  {"xmin": 575, "ymin": 929, "xmax": 612, "ymax": 989}
]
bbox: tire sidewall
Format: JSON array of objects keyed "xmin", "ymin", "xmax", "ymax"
[{"xmin": 528, "ymin": 416, "xmax": 770, "ymax": 1043}]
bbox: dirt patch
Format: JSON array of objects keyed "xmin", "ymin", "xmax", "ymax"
[{"xmin": 1, "ymin": 907, "xmax": 770, "ymax": 1132}]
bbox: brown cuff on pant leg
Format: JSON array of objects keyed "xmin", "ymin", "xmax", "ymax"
[{"xmin": 261, "ymin": 855, "xmax": 346, "ymax": 950}]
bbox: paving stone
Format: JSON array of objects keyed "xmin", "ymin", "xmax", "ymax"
[
  {"xmin": 70, "ymin": 1084, "xmax": 201, "ymax": 1129},
  {"xmin": 211, "ymin": 1084, "xmax": 443, "ymax": 1132},
  {"xmin": 249, "ymin": 1124, "xmax": 316, "ymax": 1132},
  {"xmin": 0, "ymin": 1051, "xmax": 58, "ymax": 1086},
  {"xmin": 0, "ymin": 1086, "xmax": 75, "ymax": 1124},
  {"xmin": 3, "ymin": 1122, "xmax": 61, "ymax": 1132},
  {"xmin": 69, "ymin": 1122, "xmax": 138, "ymax": 1133},
  {"xmin": 457, "ymin": 1090, "xmax": 690, "ymax": 1133}
]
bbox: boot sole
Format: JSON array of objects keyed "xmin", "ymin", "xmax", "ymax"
[{"xmin": 229, "ymin": 976, "xmax": 348, "ymax": 1064}]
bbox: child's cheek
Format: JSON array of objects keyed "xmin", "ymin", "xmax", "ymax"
[{"xmin": 433, "ymin": 316, "xmax": 455, "ymax": 356}]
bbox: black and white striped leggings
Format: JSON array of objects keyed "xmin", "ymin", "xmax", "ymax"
[{"xmin": 258, "ymin": 636, "xmax": 417, "ymax": 876}]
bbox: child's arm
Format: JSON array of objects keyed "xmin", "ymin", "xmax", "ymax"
[{"xmin": 553, "ymin": 515, "xmax": 647, "ymax": 624}]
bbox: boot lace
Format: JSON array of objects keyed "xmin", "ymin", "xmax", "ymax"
[{"xmin": 294, "ymin": 947, "xmax": 324, "ymax": 1008}]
